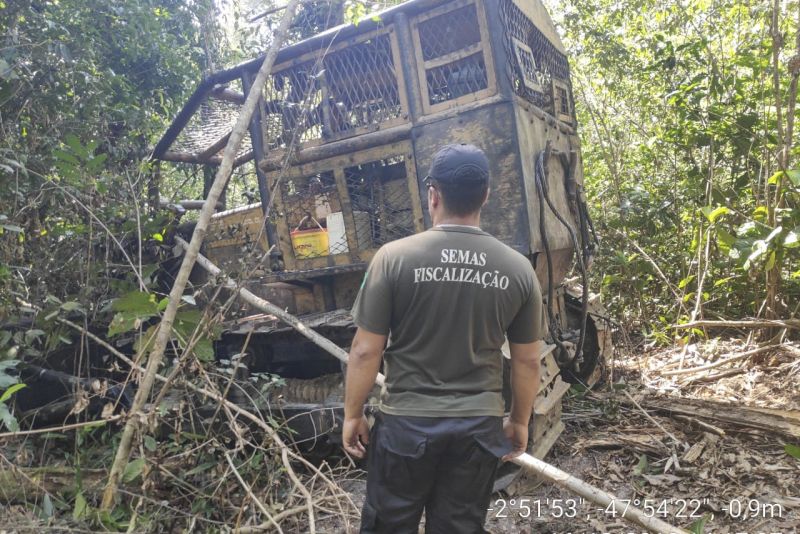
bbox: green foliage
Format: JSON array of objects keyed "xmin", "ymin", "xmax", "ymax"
[
  {"xmin": 689, "ymin": 513, "xmax": 711, "ymax": 534},
  {"xmin": 0, "ymin": 382, "xmax": 25, "ymax": 431},
  {"xmin": 0, "ymin": 0, "xmax": 224, "ymax": 378},
  {"xmin": 122, "ymin": 457, "xmax": 146, "ymax": 483},
  {"xmin": 0, "ymin": 0, "xmax": 208, "ymax": 319},
  {"xmin": 551, "ymin": 0, "xmax": 800, "ymax": 334},
  {"xmin": 785, "ymin": 443, "xmax": 800, "ymax": 460}
]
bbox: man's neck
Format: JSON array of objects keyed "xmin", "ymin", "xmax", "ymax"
[{"xmin": 432, "ymin": 213, "xmax": 481, "ymax": 228}]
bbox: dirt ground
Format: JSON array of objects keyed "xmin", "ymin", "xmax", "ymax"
[
  {"xmin": 327, "ymin": 340, "xmax": 800, "ymax": 534},
  {"xmin": 0, "ymin": 340, "xmax": 797, "ymax": 533}
]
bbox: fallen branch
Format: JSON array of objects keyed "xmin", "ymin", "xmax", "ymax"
[
  {"xmin": 174, "ymin": 236, "xmax": 385, "ymax": 387},
  {"xmin": 25, "ymin": 312, "xmax": 347, "ymax": 529},
  {"xmin": 224, "ymin": 452, "xmax": 283, "ymax": 534},
  {"xmin": 622, "ymin": 390, "xmax": 683, "ymax": 448},
  {"xmin": 0, "ymin": 465, "xmax": 107, "ymax": 503},
  {"xmin": 0, "ymin": 415, "xmax": 122, "ymax": 440},
  {"xmin": 511, "ymin": 453, "xmax": 687, "ymax": 534},
  {"xmin": 101, "ymin": 0, "xmax": 302, "ymax": 511},
  {"xmin": 633, "ymin": 396, "xmax": 800, "ymax": 439},
  {"xmin": 671, "ymin": 415, "xmax": 725, "ymax": 436},
  {"xmin": 682, "ymin": 367, "xmax": 744, "ymax": 385},
  {"xmin": 661, "ymin": 345, "xmax": 778, "ymax": 376},
  {"xmin": 674, "ymin": 319, "xmax": 800, "ymax": 330},
  {"xmin": 62, "ymin": 315, "xmax": 341, "ymax": 530}
]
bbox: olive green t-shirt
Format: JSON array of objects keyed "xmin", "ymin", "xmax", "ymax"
[{"xmin": 351, "ymin": 225, "xmax": 547, "ymax": 417}]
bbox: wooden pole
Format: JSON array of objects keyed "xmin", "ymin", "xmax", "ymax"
[
  {"xmin": 99, "ymin": 0, "xmax": 302, "ymax": 511},
  {"xmin": 511, "ymin": 453, "xmax": 688, "ymax": 534},
  {"xmin": 175, "ymin": 240, "xmax": 683, "ymax": 534}
]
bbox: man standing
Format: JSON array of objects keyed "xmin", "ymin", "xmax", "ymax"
[{"xmin": 342, "ymin": 144, "xmax": 547, "ymax": 533}]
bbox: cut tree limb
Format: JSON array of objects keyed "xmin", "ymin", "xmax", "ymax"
[
  {"xmin": 100, "ymin": 0, "xmax": 301, "ymax": 512},
  {"xmin": 682, "ymin": 367, "xmax": 745, "ymax": 385},
  {"xmin": 0, "ymin": 467, "xmax": 108, "ymax": 504},
  {"xmin": 622, "ymin": 390, "xmax": 683, "ymax": 448},
  {"xmin": 636, "ymin": 396, "xmax": 800, "ymax": 439},
  {"xmin": 661, "ymin": 344, "xmax": 778, "ymax": 376},
  {"xmin": 18, "ymin": 314, "xmax": 350, "ymax": 529},
  {"xmin": 512, "ymin": 453, "xmax": 687, "ymax": 534},
  {"xmin": 674, "ymin": 319, "xmax": 800, "ymax": 330},
  {"xmin": 174, "ymin": 236, "xmax": 386, "ymax": 387}
]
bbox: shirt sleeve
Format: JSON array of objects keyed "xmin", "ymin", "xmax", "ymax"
[
  {"xmin": 351, "ymin": 246, "xmax": 393, "ymax": 335},
  {"xmin": 506, "ymin": 270, "xmax": 548, "ymax": 344}
]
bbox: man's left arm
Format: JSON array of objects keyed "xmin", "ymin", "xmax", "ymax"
[{"xmin": 342, "ymin": 327, "xmax": 387, "ymax": 458}]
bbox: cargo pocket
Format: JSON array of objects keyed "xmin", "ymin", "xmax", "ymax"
[
  {"xmin": 473, "ymin": 427, "xmax": 513, "ymax": 459},
  {"xmin": 466, "ymin": 429, "xmax": 509, "ymax": 495},
  {"xmin": 378, "ymin": 425, "xmax": 428, "ymax": 497}
]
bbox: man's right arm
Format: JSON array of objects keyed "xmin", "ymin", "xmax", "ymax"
[{"xmin": 503, "ymin": 339, "xmax": 544, "ymax": 460}]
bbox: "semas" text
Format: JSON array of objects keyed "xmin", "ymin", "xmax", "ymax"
[{"xmin": 440, "ymin": 248, "xmax": 487, "ymax": 266}]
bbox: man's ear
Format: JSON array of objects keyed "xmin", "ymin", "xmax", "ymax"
[
  {"xmin": 482, "ymin": 187, "xmax": 491, "ymax": 207},
  {"xmin": 428, "ymin": 185, "xmax": 439, "ymax": 209}
]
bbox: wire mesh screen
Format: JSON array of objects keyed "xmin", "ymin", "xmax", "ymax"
[
  {"xmin": 259, "ymin": 32, "xmax": 403, "ymax": 149},
  {"xmin": 426, "ymin": 53, "xmax": 488, "ymax": 105},
  {"xmin": 416, "ymin": 2, "xmax": 488, "ymax": 106},
  {"xmin": 344, "ymin": 157, "xmax": 414, "ymax": 250},
  {"xmin": 500, "ymin": 0, "xmax": 574, "ymax": 117},
  {"xmin": 324, "ymin": 34, "xmax": 403, "ymax": 134},
  {"xmin": 172, "ymin": 98, "xmax": 252, "ymax": 159},
  {"xmin": 279, "ymin": 171, "xmax": 342, "ymax": 259},
  {"xmin": 262, "ymin": 61, "xmax": 325, "ymax": 149},
  {"xmin": 418, "ymin": 4, "xmax": 481, "ymax": 60}
]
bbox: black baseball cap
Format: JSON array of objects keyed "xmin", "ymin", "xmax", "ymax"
[{"xmin": 426, "ymin": 144, "xmax": 490, "ymax": 186}]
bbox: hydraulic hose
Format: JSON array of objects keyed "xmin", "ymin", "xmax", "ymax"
[{"xmin": 534, "ymin": 150, "xmax": 589, "ymax": 369}]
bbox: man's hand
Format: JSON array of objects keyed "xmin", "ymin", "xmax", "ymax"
[
  {"xmin": 342, "ymin": 415, "xmax": 371, "ymax": 459},
  {"xmin": 343, "ymin": 328, "xmax": 386, "ymax": 458},
  {"xmin": 502, "ymin": 417, "xmax": 528, "ymax": 461}
]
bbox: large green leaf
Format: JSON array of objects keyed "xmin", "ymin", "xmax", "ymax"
[
  {"xmin": 786, "ymin": 170, "xmax": 800, "ymax": 187},
  {"xmin": 0, "ymin": 361, "xmax": 20, "ymax": 389},
  {"xmin": 700, "ymin": 205, "xmax": 730, "ymax": 223},
  {"xmin": 0, "ymin": 403, "xmax": 19, "ymax": 432},
  {"xmin": 112, "ymin": 291, "xmax": 158, "ymax": 314},
  {"xmin": 0, "ymin": 383, "xmax": 26, "ymax": 403},
  {"xmin": 108, "ymin": 291, "xmax": 160, "ymax": 337},
  {"xmin": 73, "ymin": 492, "xmax": 89, "ymax": 520},
  {"xmin": 122, "ymin": 457, "xmax": 146, "ymax": 483}
]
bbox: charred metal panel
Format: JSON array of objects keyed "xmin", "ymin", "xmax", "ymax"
[
  {"xmin": 513, "ymin": 100, "xmax": 577, "ymax": 287},
  {"xmin": 412, "ymin": 101, "xmax": 530, "ymax": 253},
  {"xmin": 499, "ymin": 0, "xmax": 575, "ymax": 125}
]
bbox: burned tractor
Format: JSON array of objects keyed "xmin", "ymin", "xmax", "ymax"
[{"xmin": 154, "ymin": 0, "xmax": 610, "ymax": 484}]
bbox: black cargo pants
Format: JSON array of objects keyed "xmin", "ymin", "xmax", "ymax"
[{"xmin": 360, "ymin": 413, "xmax": 512, "ymax": 534}]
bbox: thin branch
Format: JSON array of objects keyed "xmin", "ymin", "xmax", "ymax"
[
  {"xmin": 661, "ymin": 344, "xmax": 779, "ymax": 376},
  {"xmin": 0, "ymin": 415, "xmax": 123, "ymax": 440},
  {"xmin": 674, "ymin": 318, "xmax": 800, "ymax": 330},
  {"xmin": 621, "ymin": 390, "xmax": 682, "ymax": 449},
  {"xmin": 174, "ymin": 236, "xmax": 385, "ymax": 387},
  {"xmin": 224, "ymin": 452, "xmax": 283, "ymax": 534}
]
